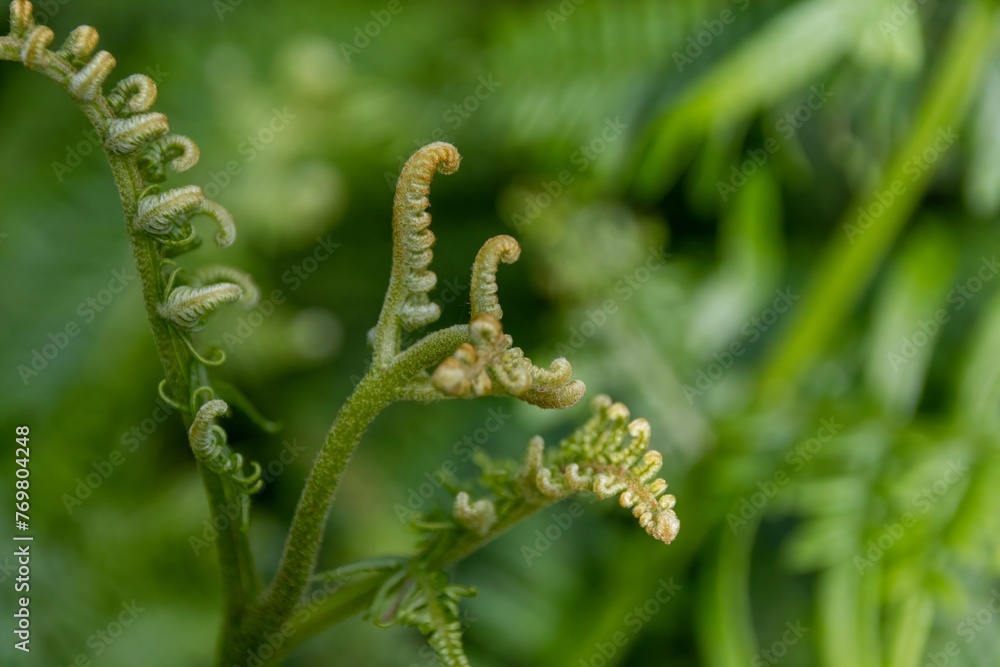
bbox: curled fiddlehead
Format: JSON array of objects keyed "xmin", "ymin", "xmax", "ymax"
[
  {"xmin": 470, "ymin": 234, "xmax": 520, "ymax": 320},
  {"xmin": 137, "ymin": 134, "xmax": 200, "ymax": 182},
  {"xmin": 57, "ymin": 25, "xmax": 99, "ymax": 64},
  {"xmin": 371, "ymin": 142, "xmax": 461, "ymax": 364},
  {"xmin": 431, "ymin": 312, "xmax": 585, "ymax": 409},
  {"xmin": 527, "ymin": 395, "xmax": 680, "ymax": 544},
  {"xmin": 159, "ymin": 283, "xmax": 246, "ymax": 332},
  {"xmin": 106, "ymin": 73, "xmax": 157, "ymax": 114},
  {"xmin": 364, "ymin": 143, "xmax": 582, "ymax": 409},
  {"xmin": 412, "ymin": 231, "xmax": 583, "ymax": 409},
  {"xmin": 135, "ymin": 185, "xmax": 235, "ymax": 247},
  {"xmin": 452, "ymin": 491, "xmax": 497, "ymax": 536},
  {"xmin": 67, "ymin": 49, "xmax": 115, "ymax": 100},
  {"xmin": 19, "ymin": 23, "xmax": 50, "ymax": 68},
  {"xmin": 189, "ymin": 400, "xmax": 263, "ymax": 495},
  {"xmin": 105, "ymin": 112, "xmax": 169, "ymax": 154},
  {"xmin": 1, "ymin": 0, "xmax": 259, "ymax": 501},
  {"xmin": 8, "ymin": 0, "xmax": 30, "ymax": 36},
  {"xmin": 190, "ymin": 265, "xmax": 260, "ymax": 306}
]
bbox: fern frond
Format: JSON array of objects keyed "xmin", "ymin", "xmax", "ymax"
[
  {"xmin": 372, "ymin": 568, "xmax": 475, "ymax": 667},
  {"xmin": 423, "ymin": 606, "xmax": 471, "ymax": 667},
  {"xmin": 200, "ymin": 199, "xmax": 236, "ymax": 248},
  {"xmin": 9, "ymin": 0, "xmax": 31, "ymax": 37},
  {"xmin": 3, "ymin": 6, "xmax": 237, "ymax": 258},
  {"xmin": 67, "ymin": 50, "xmax": 115, "ymax": 101},
  {"xmin": 158, "ymin": 283, "xmax": 245, "ymax": 331},
  {"xmin": 530, "ymin": 396, "xmax": 679, "ymax": 544},
  {"xmin": 190, "ymin": 266, "xmax": 260, "ymax": 307},
  {"xmin": 138, "ymin": 134, "xmax": 200, "ymax": 182},
  {"xmin": 56, "ymin": 25, "xmax": 98, "ymax": 63},
  {"xmin": 471, "ymin": 234, "xmax": 521, "ymax": 319},
  {"xmin": 372, "ymin": 142, "xmax": 461, "ymax": 364},
  {"xmin": 453, "ymin": 491, "xmax": 497, "ymax": 536},
  {"xmin": 189, "ymin": 400, "xmax": 263, "ymax": 494},
  {"xmin": 134, "ymin": 186, "xmax": 235, "ymax": 248},
  {"xmin": 431, "ymin": 313, "xmax": 584, "ymax": 409},
  {"xmin": 106, "ymin": 73, "xmax": 158, "ymax": 115},
  {"xmin": 1, "ymin": 3, "xmax": 266, "ymax": 654},
  {"xmin": 104, "ymin": 112, "xmax": 169, "ymax": 154},
  {"xmin": 19, "ymin": 24, "xmax": 50, "ymax": 68},
  {"xmin": 135, "ymin": 185, "xmax": 204, "ymax": 236},
  {"xmin": 412, "ymin": 394, "xmax": 679, "ymax": 577}
]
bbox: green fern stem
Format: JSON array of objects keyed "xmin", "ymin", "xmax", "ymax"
[
  {"xmin": 234, "ymin": 325, "xmax": 472, "ymax": 657},
  {"xmin": 0, "ymin": 27, "xmax": 258, "ymax": 644}
]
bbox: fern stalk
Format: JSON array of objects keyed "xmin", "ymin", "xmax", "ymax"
[
  {"xmin": 0, "ymin": 21, "xmax": 259, "ymax": 642},
  {"xmin": 238, "ymin": 325, "xmax": 472, "ymax": 657}
]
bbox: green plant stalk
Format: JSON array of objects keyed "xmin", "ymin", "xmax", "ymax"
[
  {"xmin": 102, "ymin": 98, "xmax": 262, "ymax": 646},
  {"xmin": 275, "ymin": 470, "xmax": 632, "ymax": 660},
  {"xmin": 884, "ymin": 593, "xmax": 934, "ymax": 667},
  {"xmin": 759, "ymin": 0, "xmax": 997, "ymax": 398},
  {"xmin": 0, "ymin": 34, "xmax": 258, "ymax": 645},
  {"xmin": 237, "ymin": 325, "xmax": 472, "ymax": 654},
  {"xmin": 696, "ymin": 520, "xmax": 759, "ymax": 667}
]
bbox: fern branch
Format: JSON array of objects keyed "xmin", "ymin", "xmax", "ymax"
[
  {"xmin": 1, "ymin": 1, "xmax": 259, "ymax": 650},
  {"xmin": 431, "ymin": 312, "xmax": 586, "ymax": 409},
  {"xmin": 372, "ymin": 142, "xmax": 461, "ymax": 366},
  {"xmin": 243, "ymin": 324, "xmax": 472, "ymax": 651}
]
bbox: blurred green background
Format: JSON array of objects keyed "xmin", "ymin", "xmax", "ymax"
[{"xmin": 3, "ymin": 0, "xmax": 1000, "ymax": 665}]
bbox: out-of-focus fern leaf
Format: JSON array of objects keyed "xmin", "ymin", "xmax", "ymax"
[
  {"xmin": 761, "ymin": 0, "xmax": 996, "ymax": 397},
  {"xmin": 630, "ymin": 0, "xmax": 879, "ymax": 199},
  {"xmin": 955, "ymin": 289, "xmax": 1000, "ymax": 427},
  {"xmin": 965, "ymin": 52, "xmax": 1000, "ymax": 217},
  {"xmin": 853, "ymin": 0, "xmax": 925, "ymax": 74},
  {"xmin": 865, "ymin": 221, "xmax": 958, "ymax": 417},
  {"xmin": 689, "ymin": 165, "xmax": 784, "ymax": 355},
  {"xmin": 481, "ymin": 0, "xmax": 708, "ymax": 163},
  {"xmin": 696, "ymin": 526, "xmax": 759, "ymax": 667}
]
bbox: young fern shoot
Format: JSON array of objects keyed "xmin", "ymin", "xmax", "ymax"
[
  {"xmin": 1, "ymin": 4, "xmax": 679, "ymax": 665},
  {"xmin": 1, "ymin": 0, "xmax": 265, "ymax": 637}
]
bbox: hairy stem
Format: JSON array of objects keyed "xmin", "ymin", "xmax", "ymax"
[
  {"xmin": 0, "ymin": 33, "xmax": 257, "ymax": 651},
  {"xmin": 236, "ymin": 325, "xmax": 471, "ymax": 656}
]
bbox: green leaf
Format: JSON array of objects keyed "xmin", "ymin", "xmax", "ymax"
[{"xmin": 865, "ymin": 221, "xmax": 958, "ymax": 417}]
